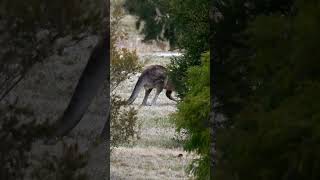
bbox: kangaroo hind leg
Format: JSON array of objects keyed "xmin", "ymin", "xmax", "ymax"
[
  {"xmin": 141, "ymin": 88, "xmax": 152, "ymax": 106},
  {"xmin": 151, "ymin": 87, "xmax": 163, "ymax": 106}
]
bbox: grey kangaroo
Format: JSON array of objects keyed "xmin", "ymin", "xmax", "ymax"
[{"xmin": 127, "ymin": 65, "xmax": 177, "ymax": 106}]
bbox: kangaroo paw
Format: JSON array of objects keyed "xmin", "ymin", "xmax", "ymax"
[{"xmin": 141, "ymin": 103, "xmax": 150, "ymax": 106}]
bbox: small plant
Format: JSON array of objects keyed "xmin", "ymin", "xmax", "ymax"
[
  {"xmin": 110, "ymin": 1, "xmax": 142, "ymax": 148},
  {"xmin": 0, "ymin": 101, "xmax": 91, "ymax": 180},
  {"xmin": 30, "ymin": 142, "xmax": 89, "ymax": 180},
  {"xmin": 0, "ymin": 102, "xmax": 52, "ymax": 179},
  {"xmin": 110, "ymin": 94, "xmax": 141, "ymax": 148}
]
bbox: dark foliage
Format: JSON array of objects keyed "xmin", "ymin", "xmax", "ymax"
[
  {"xmin": 0, "ymin": 1, "xmax": 106, "ymax": 179},
  {"xmin": 215, "ymin": 1, "xmax": 320, "ymax": 179},
  {"xmin": 124, "ymin": 0, "xmax": 211, "ymax": 178},
  {"xmin": 31, "ymin": 143, "xmax": 89, "ymax": 180},
  {"xmin": 0, "ymin": 103, "xmax": 51, "ymax": 179},
  {"xmin": 0, "ymin": 0, "xmax": 106, "ymax": 102},
  {"xmin": 124, "ymin": 0, "xmax": 209, "ymax": 97},
  {"xmin": 173, "ymin": 52, "xmax": 210, "ymax": 179}
]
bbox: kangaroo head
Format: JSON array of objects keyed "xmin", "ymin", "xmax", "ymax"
[{"xmin": 165, "ymin": 79, "xmax": 175, "ymax": 91}]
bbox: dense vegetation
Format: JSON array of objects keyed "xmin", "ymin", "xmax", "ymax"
[
  {"xmin": 126, "ymin": 0, "xmax": 320, "ymax": 179},
  {"xmin": 173, "ymin": 52, "xmax": 210, "ymax": 178},
  {"xmin": 110, "ymin": 1, "xmax": 142, "ymax": 148},
  {"xmin": 124, "ymin": 0, "xmax": 211, "ymax": 178},
  {"xmin": 124, "ymin": 0, "xmax": 209, "ymax": 97},
  {"xmin": 214, "ymin": 0, "xmax": 320, "ymax": 179},
  {"xmin": 1, "ymin": 0, "xmax": 319, "ymax": 179}
]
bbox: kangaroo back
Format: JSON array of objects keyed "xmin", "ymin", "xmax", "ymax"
[{"xmin": 127, "ymin": 65, "xmax": 177, "ymax": 105}]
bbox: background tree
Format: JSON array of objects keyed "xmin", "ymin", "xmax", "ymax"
[
  {"xmin": 124, "ymin": 0, "xmax": 320, "ymax": 179},
  {"xmin": 124, "ymin": 0, "xmax": 209, "ymax": 97},
  {"xmin": 215, "ymin": 0, "xmax": 320, "ymax": 179}
]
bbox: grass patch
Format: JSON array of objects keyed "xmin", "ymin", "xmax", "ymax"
[{"xmin": 141, "ymin": 117, "xmax": 174, "ymax": 129}]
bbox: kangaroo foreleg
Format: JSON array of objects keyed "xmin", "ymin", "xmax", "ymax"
[{"xmin": 166, "ymin": 90, "xmax": 177, "ymax": 102}]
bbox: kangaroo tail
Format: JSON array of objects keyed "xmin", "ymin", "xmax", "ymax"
[{"xmin": 127, "ymin": 75, "xmax": 144, "ymax": 105}]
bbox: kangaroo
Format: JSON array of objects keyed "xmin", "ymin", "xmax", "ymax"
[{"xmin": 127, "ymin": 65, "xmax": 177, "ymax": 106}]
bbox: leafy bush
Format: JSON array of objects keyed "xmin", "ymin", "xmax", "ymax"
[
  {"xmin": 110, "ymin": 2, "xmax": 142, "ymax": 91},
  {"xmin": 0, "ymin": 101, "xmax": 90, "ymax": 179},
  {"xmin": 110, "ymin": 95, "xmax": 140, "ymax": 147},
  {"xmin": 166, "ymin": 0, "xmax": 209, "ymax": 98},
  {"xmin": 124, "ymin": 0, "xmax": 209, "ymax": 98},
  {"xmin": 0, "ymin": 102, "xmax": 52, "ymax": 179},
  {"xmin": 110, "ymin": 1, "xmax": 142, "ymax": 147},
  {"xmin": 167, "ymin": 52, "xmax": 202, "ymax": 98},
  {"xmin": 173, "ymin": 52, "xmax": 210, "ymax": 179}
]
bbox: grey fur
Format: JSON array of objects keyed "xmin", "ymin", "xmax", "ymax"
[{"xmin": 127, "ymin": 65, "xmax": 177, "ymax": 106}]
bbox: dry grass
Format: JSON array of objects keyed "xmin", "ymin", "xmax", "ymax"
[{"xmin": 111, "ymin": 147, "xmax": 195, "ymax": 180}]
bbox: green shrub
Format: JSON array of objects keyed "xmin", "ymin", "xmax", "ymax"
[
  {"xmin": 110, "ymin": 94, "xmax": 140, "ymax": 147},
  {"xmin": 173, "ymin": 52, "xmax": 210, "ymax": 179},
  {"xmin": 123, "ymin": 0, "xmax": 209, "ymax": 98},
  {"xmin": 110, "ymin": 2, "xmax": 141, "ymax": 147}
]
